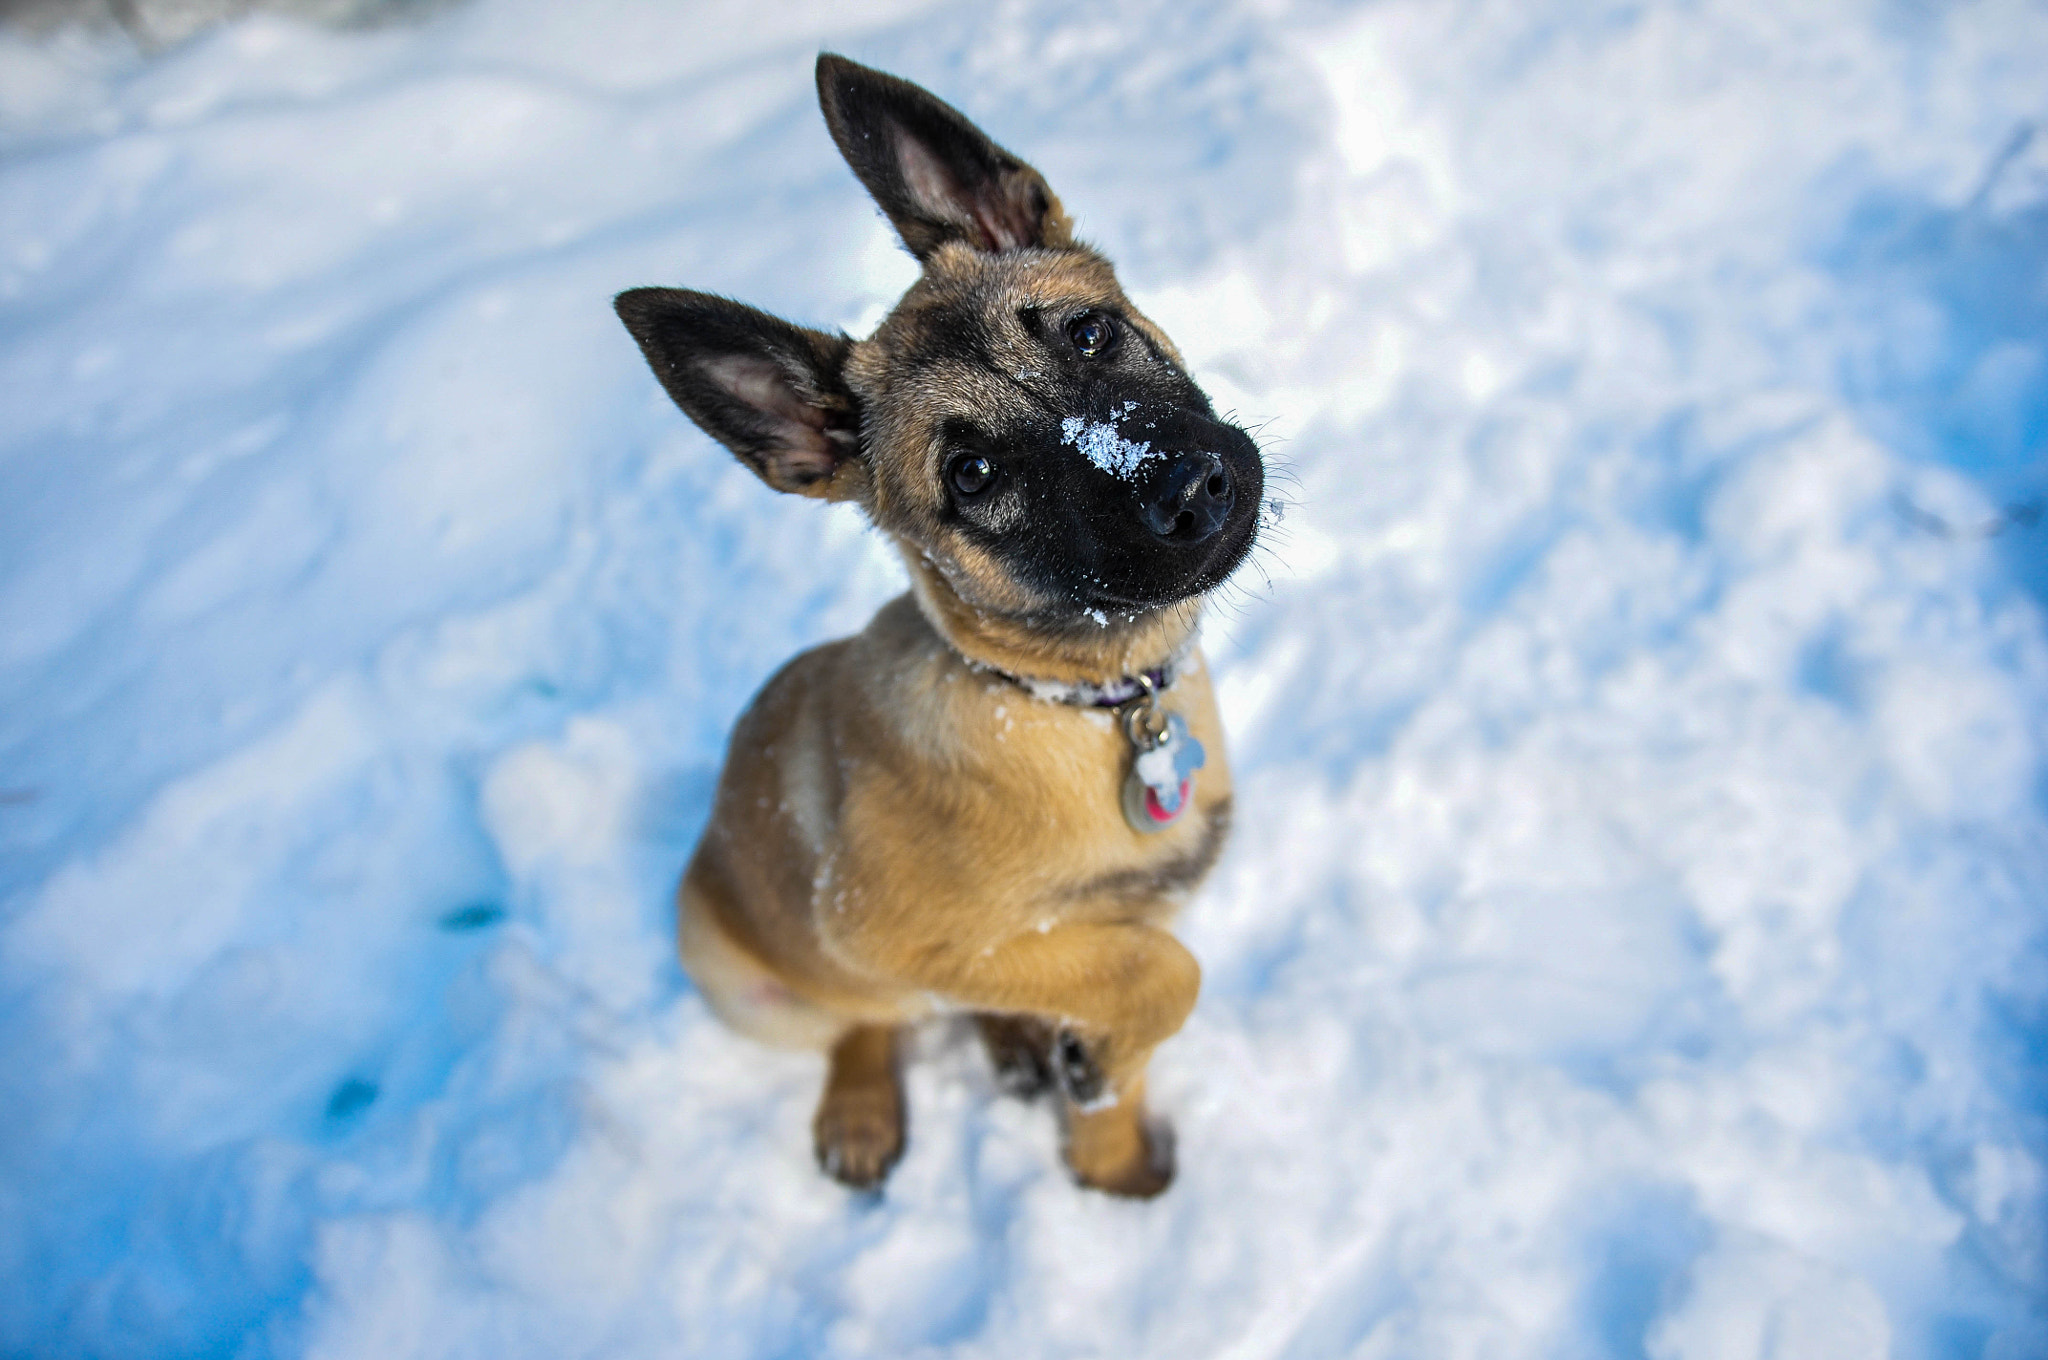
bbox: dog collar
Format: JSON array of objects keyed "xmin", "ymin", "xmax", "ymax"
[{"xmin": 985, "ymin": 662, "xmax": 1180, "ymax": 709}]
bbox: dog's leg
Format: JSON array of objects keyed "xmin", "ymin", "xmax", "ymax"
[
  {"xmin": 916, "ymin": 922, "xmax": 1200, "ymax": 1085},
  {"xmin": 880, "ymin": 922, "xmax": 1198, "ymax": 1196},
  {"xmin": 976, "ymin": 1013, "xmax": 1055, "ymax": 1098},
  {"xmin": 813, "ymin": 1024, "xmax": 905, "ymax": 1190},
  {"xmin": 1061, "ymin": 1067, "xmax": 1176, "ymax": 1198},
  {"xmin": 979, "ymin": 1014, "xmax": 1172, "ymax": 1193}
]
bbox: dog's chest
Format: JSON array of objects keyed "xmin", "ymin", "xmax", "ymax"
[{"xmin": 813, "ymin": 641, "xmax": 1232, "ymax": 950}]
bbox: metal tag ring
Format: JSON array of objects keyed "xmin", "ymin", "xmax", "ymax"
[{"xmin": 1119, "ymin": 678, "xmax": 1169, "ymax": 750}]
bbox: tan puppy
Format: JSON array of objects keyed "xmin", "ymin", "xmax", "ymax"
[{"xmin": 616, "ymin": 55, "xmax": 1264, "ymax": 1197}]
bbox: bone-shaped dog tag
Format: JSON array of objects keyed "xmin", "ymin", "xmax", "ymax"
[{"xmin": 1122, "ymin": 711, "xmax": 1205, "ymax": 834}]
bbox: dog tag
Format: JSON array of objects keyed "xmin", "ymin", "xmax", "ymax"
[{"xmin": 1122, "ymin": 710, "xmax": 1205, "ymax": 834}]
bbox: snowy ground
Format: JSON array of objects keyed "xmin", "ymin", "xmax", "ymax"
[{"xmin": 3, "ymin": 1, "xmax": 2046, "ymax": 1356}]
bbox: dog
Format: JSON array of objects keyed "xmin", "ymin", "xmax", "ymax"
[{"xmin": 615, "ymin": 54, "xmax": 1264, "ymax": 1197}]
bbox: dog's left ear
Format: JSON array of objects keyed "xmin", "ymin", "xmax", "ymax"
[
  {"xmin": 615, "ymin": 288, "xmax": 865, "ymax": 501},
  {"xmin": 817, "ymin": 53, "xmax": 1074, "ymax": 259}
]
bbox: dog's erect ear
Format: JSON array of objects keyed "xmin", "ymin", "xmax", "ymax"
[
  {"xmin": 615, "ymin": 288, "xmax": 864, "ymax": 500},
  {"xmin": 816, "ymin": 53, "xmax": 1073, "ymax": 260}
]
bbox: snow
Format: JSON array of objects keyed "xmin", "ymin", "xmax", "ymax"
[
  {"xmin": 1061, "ymin": 403, "xmax": 1164, "ymax": 479},
  {"xmin": 1, "ymin": 0, "xmax": 2045, "ymax": 1356}
]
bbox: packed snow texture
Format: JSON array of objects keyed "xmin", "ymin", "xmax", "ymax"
[{"xmin": 2, "ymin": 2, "xmax": 2046, "ymax": 1357}]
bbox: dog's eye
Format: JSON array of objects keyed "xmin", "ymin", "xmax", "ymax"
[
  {"xmin": 950, "ymin": 452, "xmax": 998, "ymax": 497},
  {"xmin": 1067, "ymin": 312, "xmax": 1115, "ymax": 357}
]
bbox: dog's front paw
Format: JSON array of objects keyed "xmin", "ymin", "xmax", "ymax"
[
  {"xmin": 1101, "ymin": 1117, "xmax": 1176, "ymax": 1199},
  {"xmin": 813, "ymin": 1086, "xmax": 904, "ymax": 1190},
  {"xmin": 1066, "ymin": 1110, "xmax": 1176, "ymax": 1199}
]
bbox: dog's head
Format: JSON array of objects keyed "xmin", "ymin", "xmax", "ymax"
[{"xmin": 617, "ymin": 56, "xmax": 1264, "ymax": 666}]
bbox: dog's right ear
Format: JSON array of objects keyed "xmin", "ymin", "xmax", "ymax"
[
  {"xmin": 614, "ymin": 288, "xmax": 864, "ymax": 501},
  {"xmin": 816, "ymin": 53, "xmax": 1073, "ymax": 260}
]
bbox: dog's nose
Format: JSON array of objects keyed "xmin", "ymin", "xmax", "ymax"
[{"xmin": 1139, "ymin": 452, "xmax": 1233, "ymax": 542}]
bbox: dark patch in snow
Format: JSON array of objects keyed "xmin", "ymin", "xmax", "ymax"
[
  {"xmin": 438, "ymin": 902, "xmax": 506, "ymax": 932},
  {"xmin": 324, "ymin": 1076, "xmax": 379, "ymax": 1122}
]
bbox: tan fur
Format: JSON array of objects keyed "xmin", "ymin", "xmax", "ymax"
[
  {"xmin": 646, "ymin": 60, "xmax": 1245, "ymax": 1197},
  {"xmin": 681, "ymin": 583, "xmax": 1229, "ymax": 1192}
]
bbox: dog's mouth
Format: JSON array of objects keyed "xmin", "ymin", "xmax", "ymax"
[{"xmin": 1072, "ymin": 497, "xmax": 1262, "ymax": 612}]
